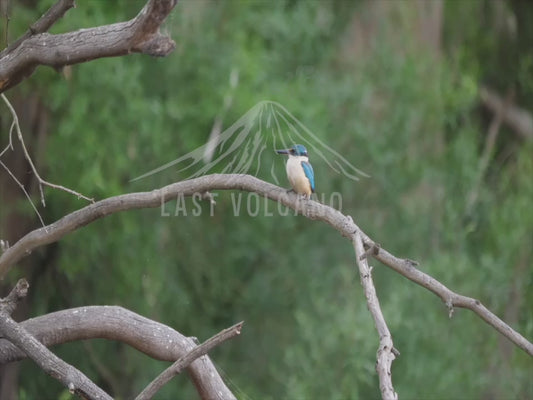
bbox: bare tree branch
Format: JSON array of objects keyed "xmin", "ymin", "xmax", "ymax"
[
  {"xmin": 0, "ymin": 305, "xmax": 237, "ymax": 400},
  {"xmin": 1, "ymin": 174, "xmax": 531, "ymax": 361},
  {"xmin": 352, "ymin": 232, "xmax": 398, "ymax": 400},
  {"xmin": 0, "ymin": 0, "xmax": 75, "ymax": 57},
  {"xmin": 0, "ymin": 0, "xmax": 178, "ymax": 93},
  {"xmin": 0, "ymin": 278, "xmax": 28, "ymax": 315},
  {"xmin": 136, "ymin": 321, "xmax": 243, "ymax": 400},
  {"xmin": 0, "ymin": 280, "xmax": 112, "ymax": 400}
]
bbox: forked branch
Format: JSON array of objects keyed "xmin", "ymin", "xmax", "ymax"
[{"xmin": 1, "ymin": 93, "xmax": 94, "ymax": 213}]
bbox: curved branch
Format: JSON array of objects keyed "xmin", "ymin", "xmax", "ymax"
[
  {"xmin": 0, "ymin": 305, "xmax": 236, "ymax": 400},
  {"xmin": 0, "ymin": 174, "xmax": 531, "ymax": 358},
  {"xmin": 0, "ymin": 0, "xmax": 178, "ymax": 93}
]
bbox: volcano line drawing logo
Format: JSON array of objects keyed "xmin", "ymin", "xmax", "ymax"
[{"xmin": 131, "ymin": 101, "xmax": 368, "ymax": 186}]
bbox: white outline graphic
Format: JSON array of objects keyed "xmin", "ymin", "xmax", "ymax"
[{"xmin": 131, "ymin": 101, "xmax": 368, "ymax": 184}]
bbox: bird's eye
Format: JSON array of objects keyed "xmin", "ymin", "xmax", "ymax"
[{"xmin": 290, "ymin": 149, "xmax": 295, "ymax": 154}]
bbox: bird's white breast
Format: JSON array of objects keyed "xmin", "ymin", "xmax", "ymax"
[{"xmin": 286, "ymin": 156, "xmax": 312, "ymax": 196}]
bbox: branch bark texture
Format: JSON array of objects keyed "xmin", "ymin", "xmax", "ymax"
[
  {"xmin": 0, "ymin": 0, "xmax": 75, "ymax": 57},
  {"xmin": 1, "ymin": 174, "xmax": 531, "ymax": 360},
  {"xmin": 0, "ymin": 0, "xmax": 178, "ymax": 93}
]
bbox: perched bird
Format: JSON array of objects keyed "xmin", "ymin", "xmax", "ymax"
[{"xmin": 276, "ymin": 144, "xmax": 315, "ymax": 198}]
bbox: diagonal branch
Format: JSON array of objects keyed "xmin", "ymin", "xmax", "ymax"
[
  {"xmin": 136, "ymin": 321, "xmax": 244, "ymax": 400},
  {"xmin": 353, "ymin": 232, "xmax": 398, "ymax": 400},
  {"xmin": 0, "ymin": 175, "xmax": 531, "ymax": 362},
  {"xmin": 0, "ymin": 280, "xmax": 112, "ymax": 400},
  {"xmin": 0, "ymin": 0, "xmax": 178, "ymax": 93}
]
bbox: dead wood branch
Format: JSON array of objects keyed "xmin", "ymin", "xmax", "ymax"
[
  {"xmin": 0, "ymin": 0, "xmax": 75, "ymax": 57},
  {"xmin": 0, "ymin": 0, "xmax": 178, "ymax": 93}
]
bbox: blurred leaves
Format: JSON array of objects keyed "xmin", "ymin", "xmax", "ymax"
[{"xmin": 2, "ymin": 0, "xmax": 532, "ymax": 398}]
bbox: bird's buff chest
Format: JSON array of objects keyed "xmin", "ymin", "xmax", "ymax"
[{"xmin": 286, "ymin": 156, "xmax": 312, "ymax": 196}]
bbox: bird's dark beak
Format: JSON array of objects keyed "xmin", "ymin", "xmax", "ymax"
[{"xmin": 276, "ymin": 149, "xmax": 289, "ymax": 155}]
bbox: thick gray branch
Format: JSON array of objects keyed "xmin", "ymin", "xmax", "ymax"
[
  {"xmin": 0, "ymin": 305, "xmax": 236, "ymax": 400},
  {"xmin": 136, "ymin": 321, "xmax": 243, "ymax": 400},
  {"xmin": 0, "ymin": 174, "xmax": 531, "ymax": 371},
  {"xmin": 0, "ymin": 0, "xmax": 178, "ymax": 93}
]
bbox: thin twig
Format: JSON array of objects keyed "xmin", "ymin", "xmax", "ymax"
[
  {"xmin": 136, "ymin": 321, "xmax": 244, "ymax": 400},
  {"xmin": 1, "ymin": 93, "xmax": 94, "ymax": 209},
  {"xmin": 353, "ymin": 232, "xmax": 398, "ymax": 400},
  {"xmin": 0, "ymin": 159, "xmax": 45, "ymax": 226}
]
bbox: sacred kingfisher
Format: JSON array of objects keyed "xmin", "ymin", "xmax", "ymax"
[{"xmin": 276, "ymin": 144, "xmax": 315, "ymax": 198}]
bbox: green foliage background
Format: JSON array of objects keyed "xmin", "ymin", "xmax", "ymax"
[{"xmin": 1, "ymin": 0, "xmax": 532, "ymax": 399}]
